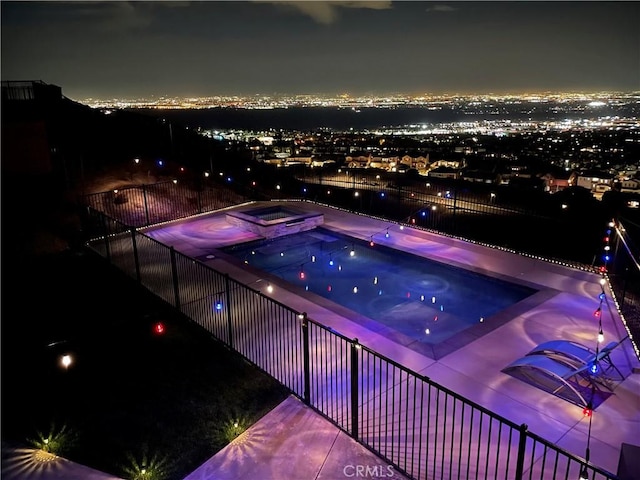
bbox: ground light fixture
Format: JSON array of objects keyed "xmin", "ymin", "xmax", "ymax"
[
  {"xmin": 60, "ymin": 354, "xmax": 72, "ymax": 369},
  {"xmin": 579, "ymin": 466, "xmax": 589, "ymax": 480}
]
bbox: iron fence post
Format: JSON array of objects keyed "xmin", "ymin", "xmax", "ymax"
[
  {"xmin": 514, "ymin": 423, "xmax": 528, "ymax": 480},
  {"xmin": 101, "ymin": 213, "xmax": 111, "ymax": 263},
  {"xmin": 452, "ymin": 188, "xmax": 458, "ymax": 233},
  {"xmin": 130, "ymin": 228, "xmax": 141, "ymax": 283},
  {"xmin": 351, "ymin": 338, "xmax": 359, "ymax": 441},
  {"xmin": 170, "ymin": 246, "xmax": 181, "ymax": 311},
  {"xmin": 225, "ymin": 274, "xmax": 233, "ymax": 348},
  {"xmin": 143, "ymin": 184, "xmax": 150, "ymax": 226},
  {"xmin": 301, "ymin": 312, "xmax": 310, "ymax": 405}
]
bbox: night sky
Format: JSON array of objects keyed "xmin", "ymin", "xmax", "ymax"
[{"xmin": 1, "ymin": 1, "xmax": 639, "ymax": 100}]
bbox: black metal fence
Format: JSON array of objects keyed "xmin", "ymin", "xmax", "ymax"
[
  {"xmin": 290, "ymin": 167, "xmax": 609, "ymax": 267},
  {"xmin": 81, "ymin": 169, "xmax": 640, "ymax": 358},
  {"xmin": 605, "ymin": 218, "xmax": 640, "ymax": 361},
  {"xmin": 81, "ymin": 206, "xmax": 618, "ymax": 480},
  {"xmin": 83, "ymin": 178, "xmax": 254, "ymax": 228},
  {"xmin": 84, "ymin": 166, "xmax": 610, "ymax": 267}
]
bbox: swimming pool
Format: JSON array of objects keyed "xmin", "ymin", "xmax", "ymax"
[{"xmin": 221, "ymin": 227, "xmax": 538, "ymax": 349}]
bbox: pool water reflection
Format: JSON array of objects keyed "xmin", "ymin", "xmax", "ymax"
[{"xmin": 222, "ymin": 228, "xmax": 538, "ymax": 346}]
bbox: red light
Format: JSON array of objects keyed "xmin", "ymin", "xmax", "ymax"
[
  {"xmin": 327, "ymin": 285, "xmax": 332, "ymax": 292},
  {"xmin": 594, "ymin": 308, "xmax": 602, "ymax": 318},
  {"xmin": 411, "ymin": 218, "xmax": 416, "ymax": 224},
  {"xmin": 599, "ymin": 266, "xmax": 607, "ymax": 273},
  {"xmin": 604, "ymin": 237, "xmax": 609, "ymax": 242},
  {"xmin": 582, "ymin": 407, "xmax": 592, "ymax": 417},
  {"xmin": 154, "ymin": 322, "xmax": 165, "ymax": 335},
  {"xmin": 299, "ymin": 271, "xmax": 305, "ymax": 280},
  {"xmin": 370, "ymin": 241, "xmax": 374, "ymax": 247},
  {"xmin": 406, "ymin": 292, "xmax": 411, "ymax": 298},
  {"xmin": 434, "ymin": 316, "xmax": 438, "ymax": 321},
  {"xmin": 180, "ymin": 167, "xmax": 185, "ymax": 172}
]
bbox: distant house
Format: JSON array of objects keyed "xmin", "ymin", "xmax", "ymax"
[
  {"xmin": 541, "ymin": 170, "xmax": 575, "ymax": 193},
  {"xmin": 428, "ymin": 166, "xmax": 459, "ymax": 180},
  {"xmin": 401, "ymin": 154, "xmax": 429, "ymax": 170},
  {"xmin": 460, "ymin": 170, "xmax": 497, "ymax": 184},
  {"xmin": 575, "ymin": 170, "xmax": 616, "ymax": 194},
  {"xmin": 345, "ymin": 154, "xmax": 370, "ymax": 168},
  {"xmin": 620, "ymin": 178, "xmax": 640, "ymax": 192},
  {"xmin": 284, "ymin": 156, "xmax": 312, "ymax": 166},
  {"xmin": 431, "ymin": 159, "xmax": 465, "ymax": 169}
]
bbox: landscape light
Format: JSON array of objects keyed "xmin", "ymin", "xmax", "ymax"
[
  {"xmin": 60, "ymin": 354, "xmax": 72, "ymax": 369},
  {"xmin": 579, "ymin": 466, "xmax": 589, "ymax": 480}
]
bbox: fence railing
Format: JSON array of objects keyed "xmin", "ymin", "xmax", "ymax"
[
  {"xmin": 81, "ymin": 171, "xmax": 639, "ymax": 358},
  {"xmin": 84, "ymin": 167, "xmax": 609, "ymax": 267},
  {"xmin": 81, "ymin": 205, "xmax": 618, "ymax": 480},
  {"xmin": 83, "ymin": 179, "xmax": 252, "ymax": 228},
  {"xmin": 605, "ymin": 218, "xmax": 640, "ymax": 361}
]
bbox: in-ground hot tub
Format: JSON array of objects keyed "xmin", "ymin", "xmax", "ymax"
[{"xmin": 226, "ymin": 205, "xmax": 324, "ymax": 238}]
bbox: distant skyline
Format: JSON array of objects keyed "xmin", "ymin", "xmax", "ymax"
[{"xmin": 1, "ymin": 1, "xmax": 639, "ymax": 101}]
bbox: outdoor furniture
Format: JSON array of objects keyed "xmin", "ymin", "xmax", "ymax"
[
  {"xmin": 502, "ymin": 354, "xmax": 615, "ymax": 408},
  {"xmin": 525, "ymin": 337, "xmax": 627, "ymax": 381}
]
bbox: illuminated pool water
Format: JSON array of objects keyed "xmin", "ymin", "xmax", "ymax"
[{"xmin": 221, "ymin": 228, "xmax": 538, "ymax": 349}]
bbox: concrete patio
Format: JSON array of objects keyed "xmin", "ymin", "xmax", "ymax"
[{"xmin": 139, "ymin": 200, "xmax": 640, "ymax": 478}]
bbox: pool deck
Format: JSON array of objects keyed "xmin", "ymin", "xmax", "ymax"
[
  {"xmin": 5, "ymin": 200, "xmax": 637, "ymax": 480},
  {"xmin": 143, "ymin": 200, "xmax": 640, "ymax": 478},
  {"xmin": 139, "ymin": 202, "xmax": 640, "ymax": 480}
]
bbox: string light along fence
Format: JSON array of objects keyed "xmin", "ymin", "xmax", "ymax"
[
  {"xmin": 82, "ymin": 164, "xmax": 609, "ymax": 268},
  {"xmin": 81, "ymin": 206, "xmax": 619, "ymax": 480},
  {"xmin": 600, "ymin": 219, "xmax": 640, "ymax": 362},
  {"xmin": 289, "ymin": 167, "xmax": 609, "ymax": 267}
]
